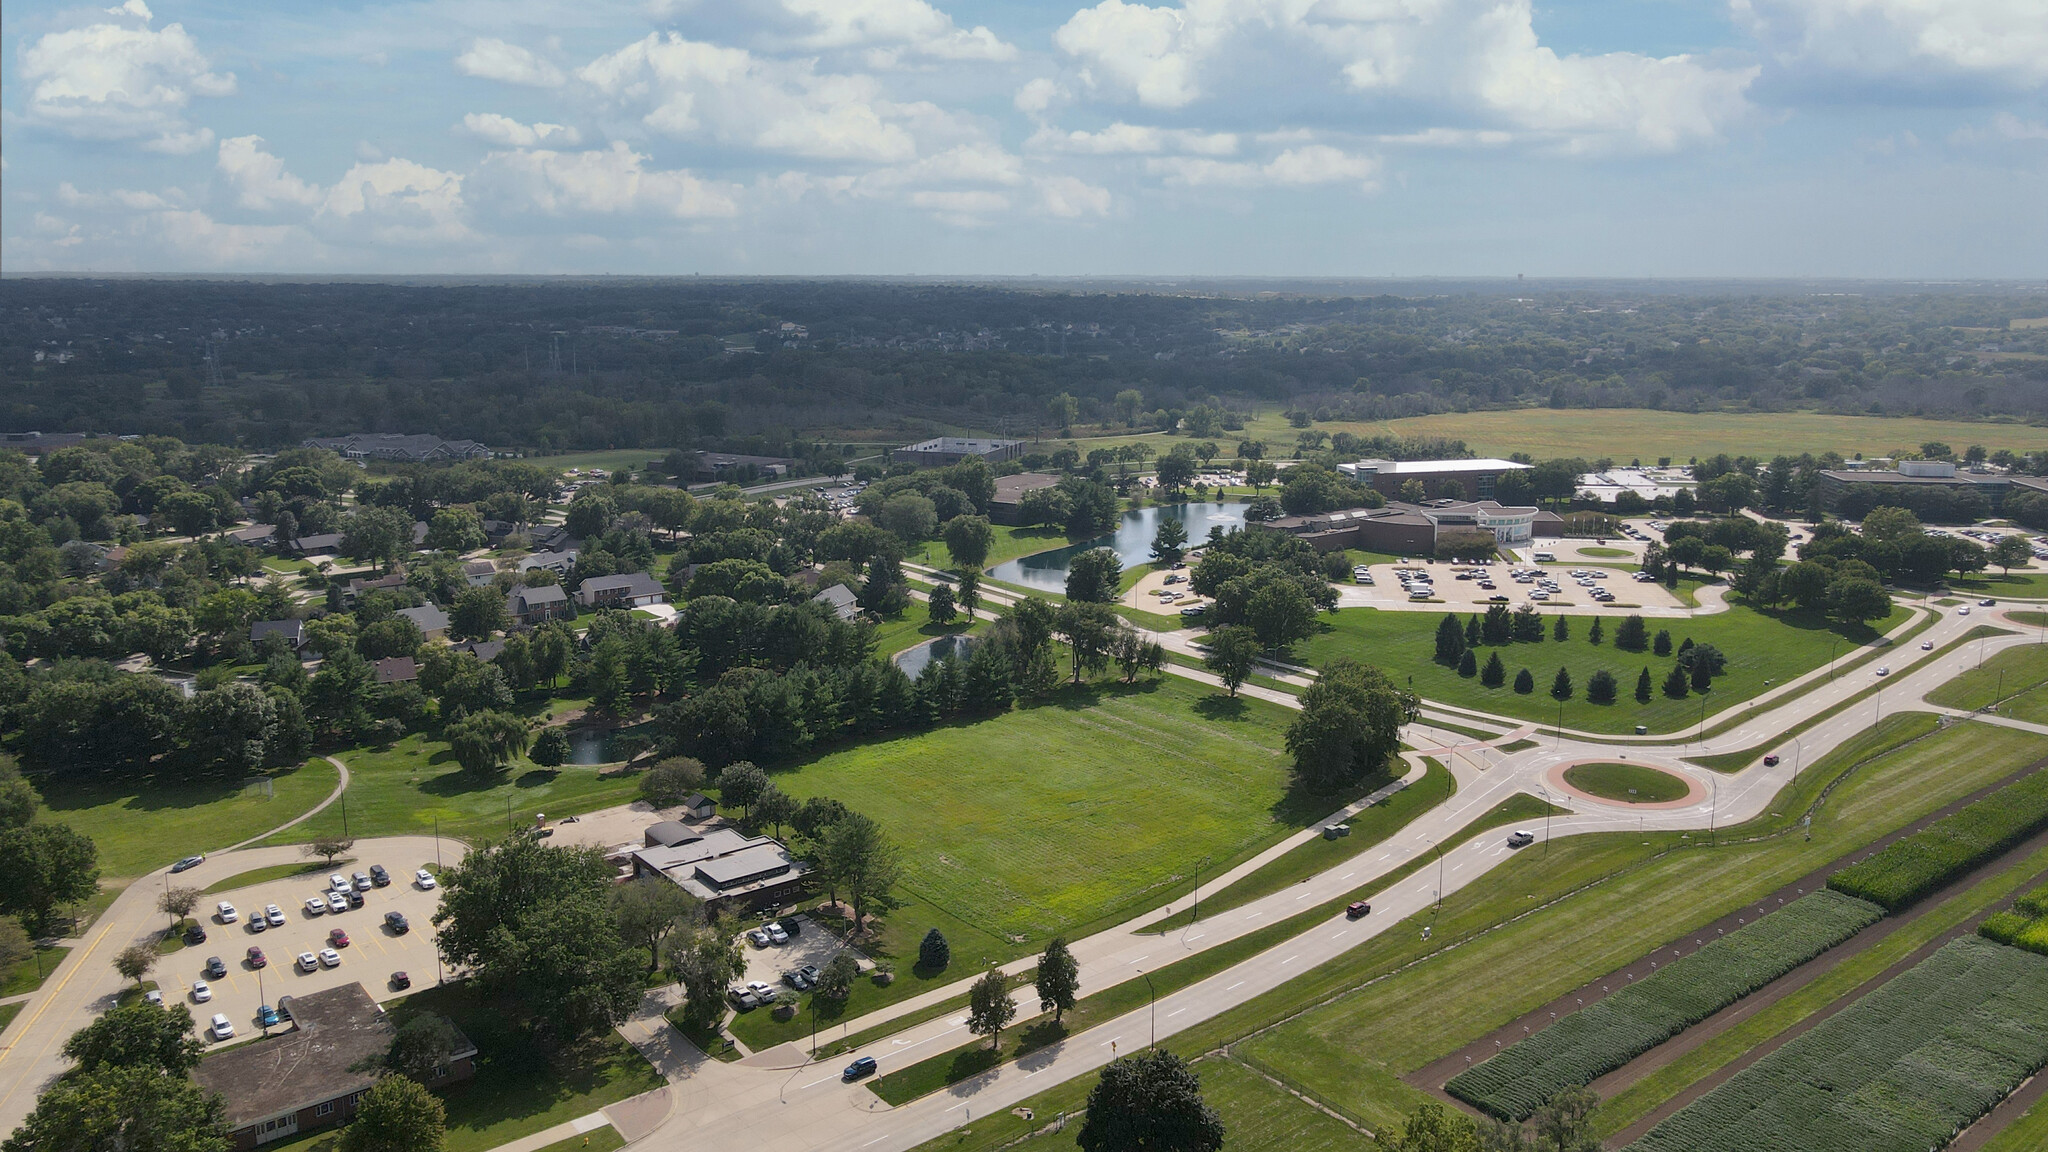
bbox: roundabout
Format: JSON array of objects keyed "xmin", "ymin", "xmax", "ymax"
[{"xmin": 1552, "ymin": 758, "xmax": 1702, "ymax": 807}]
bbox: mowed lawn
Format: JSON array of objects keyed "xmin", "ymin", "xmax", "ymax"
[
  {"xmin": 1294, "ymin": 601, "xmax": 1911, "ymax": 734},
  {"xmin": 773, "ymin": 678, "xmax": 1301, "ymax": 943},
  {"xmin": 269, "ymin": 735, "xmax": 643, "ymax": 848},
  {"xmin": 1925, "ymin": 643, "xmax": 2048, "ymax": 715},
  {"xmin": 37, "ymin": 760, "xmax": 340, "ymax": 879}
]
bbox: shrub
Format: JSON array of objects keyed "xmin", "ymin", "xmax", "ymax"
[
  {"xmin": 1829, "ymin": 769, "xmax": 2048, "ymax": 912},
  {"xmin": 1586, "ymin": 670, "xmax": 1617, "ymax": 704},
  {"xmin": 1457, "ymin": 649, "xmax": 1477, "ymax": 678},
  {"xmin": 1627, "ymin": 936, "xmax": 2048, "ymax": 1152},
  {"xmin": 1447, "ymin": 891, "xmax": 1882, "ymax": 1122},
  {"xmin": 1513, "ymin": 668, "xmax": 1534, "ymax": 694},
  {"xmin": 918, "ymin": 928, "xmax": 950, "ymax": 971}
]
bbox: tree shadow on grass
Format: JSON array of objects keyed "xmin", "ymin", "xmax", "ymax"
[
  {"xmin": 1192, "ymin": 694, "xmax": 1247, "ymax": 723},
  {"xmin": 514, "ymin": 769, "xmax": 560, "ymax": 789},
  {"xmin": 1014, "ymin": 1018, "xmax": 1069, "ymax": 1059},
  {"xmin": 418, "ymin": 769, "xmax": 509, "ymax": 798},
  {"xmin": 942, "ymin": 1045, "xmax": 1001, "ymax": 1087},
  {"xmin": 36, "ymin": 766, "xmax": 301, "ymax": 817}
]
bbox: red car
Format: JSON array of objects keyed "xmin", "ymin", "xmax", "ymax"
[
  {"xmin": 328, "ymin": 928, "xmax": 350, "ymax": 948},
  {"xmin": 1347, "ymin": 901, "xmax": 1372, "ymax": 919},
  {"xmin": 1763, "ymin": 754, "xmax": 1781, "ymax": 767},
  {"xmin": 390, "ymin": 971, "xmax": 411, "ymax": 990},
  {"xmin": 246, "ymin": 946, "xmax": 267, "ymax": 968}
]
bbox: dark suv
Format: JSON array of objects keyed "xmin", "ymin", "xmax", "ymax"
[{"xmin": 368, "ymin": 865, "xmax": 391, "ymax": 887}]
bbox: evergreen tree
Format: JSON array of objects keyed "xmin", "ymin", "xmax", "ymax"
[
  {"xmin": 1550, "ymin": 667, "xmax": 1573, "ymax": 700},
  {"xmin": 1664, "ymin": 664, "xmax": 1690, "ymax": 698},
  {"xmin": 1615, "ymin": 614, "xmax": 1649, "ymax": 651},
  {"xmin": 1653, "ymin": 629, "xmax": 1673, "ymax": 656},
  {"xmin": 918, "ymin": 928, "xmax": 950, "ymax": 971},
  {"xmin": 1434, "ymin": 613, "xmax": 1466, "ymax": 665},
  {"xmin": 1587, "ymin": 670, "xmax": 1617, "ymax": 704},
  {"xmin": 1513, "ymin": 668, "xmax": 1535, "ymax": 694},
  {"xmin": 1513, "ymin": 604, "xmax": 1546, "ymax": 643},
  {"xmin": 1481, "ymin": 651, "xmax": 1506, "ymax": 687},
  {"xmin": 1482, "ymin": 603, "xmax": 1514, "ymax": 645},
  {"xmin": 1465, "ymin": 615, "xmax": 1483, "ymax": 648},
  {"xmin": 1588, "ymin": 617, "xmax": 1604, "ymax": 646},
  {"xmin": 1553, "ymin": 615, "xmax": 1569, "ymax": 642},
  {"xmin": 1691, "ymin": 660, "xmax": 1713, "ymax": 692},
  {"xmin": 1458, "ymin": 649, "xmax": 1478, "ymax": 677},
  {"xmin": 1635, "ymin": 666, "xmax": 1654, "ymax": 703}
]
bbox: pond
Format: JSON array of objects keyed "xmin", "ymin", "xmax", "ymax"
[
  {"xmin": 895, "ymin": 633, "xmax": 977, "ymax": 679},
  {"xmin": 986, "ymin": 502, "xmax": 1249, "ymax": 594},
  {"xmin": 569, "ymin": 725, "xmax": 622, "ymax": 762}
]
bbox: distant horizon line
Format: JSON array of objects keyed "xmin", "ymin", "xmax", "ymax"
[{"xmin": 4, "ymin": 272, "xmax": 2046, "ymax": 289}]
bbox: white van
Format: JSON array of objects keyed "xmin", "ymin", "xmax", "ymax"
[{"xmin": 1533, "ymin": 551, "xmax": 1556, "ymax": 562}]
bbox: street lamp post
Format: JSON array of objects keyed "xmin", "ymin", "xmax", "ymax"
[
  {"xmin": 1536, "ymin": 785, "xmax": 1552, "ymax": 857},
  {"xmin": 1790, "ymin": 736, "xmax": 1803, "ymax": 793},
  {"xmin": 1828, "ymin": 637, "xmax": 1840, "ymax": 681},
  {"xmin": 1435, "ymin": 841, "xmax": 1446, "ymax": 915},
  {"xmin": 1139, "ymin": 969, "xmax": 1157, "ymax": 1048},
  {"xmin": 1190, "ymin": 855, "xmax": 1212, "ymax": 924}
]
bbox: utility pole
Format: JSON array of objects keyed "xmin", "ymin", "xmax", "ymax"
[{"xmin": 1140, "ymin": 970, "xmax": 1157, "ymax": 1048}]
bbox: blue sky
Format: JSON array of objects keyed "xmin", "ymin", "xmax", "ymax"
[{"xmin": 4, "ymin": 0, "xmax": 2045, "ymax": 276}]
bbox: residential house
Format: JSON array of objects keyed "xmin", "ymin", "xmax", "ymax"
[
  {"xmin": 226, "ymin": 523, "xmax": 280, "ymax": 548},
  {"xmin": 449, "ymin": 639, "xmax": 505, "ymax": 662},
  {"xmin": 462, "ymin": 560, "xmax": 499, "ymax": 587},
  {"xmin": 344, "ymin": 573, "xmax": 408, "ymax": 604},
  {"xmin": 520, "ymin": 550, "xmax": 578, "ymax": 579},
  {"xmin": 507, "ymin": 584, "xmax": 570, "ymax": 626},
  {"xmin": 576, "ymin": 571, "xmax": 667, "ymax": 610},
  {"xmin": 249, "ymin": 620, "xmax": 305, "ymax": 651},
  {"xmin": 811, "ymin": 583, "xmax": 860, "ymax": 621},
  {"xmin": 395, "ymin": 605, "xmax": 449, "ymax": 636},
  {"xmin": 291, "ymin": 533, "xmax": 344, "ymax": 557},
  {"xmin": 372, "ymin": 657, "xmax": 418, "ymax": 684},
  {"xmin": 192, "ymin": 983, "xmax": 475, "ymax": 1150}
]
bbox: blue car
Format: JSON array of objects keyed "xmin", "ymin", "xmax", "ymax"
[
  {"xmin": 843, "ymin": 1056, "xmax": 877, "ymax": 1081},
  {"xmin": 256, "ymin": 1005, "xmax": 281, "ymax": 1028}
]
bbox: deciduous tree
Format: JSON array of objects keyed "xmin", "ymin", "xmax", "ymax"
[
  {"xmin": 1076, "ymin": 1049, "xmax": 1224, "ymax": 1152},
  {"xmin": 967, "ymin": 968, "xmax": 1016, "ymax": 1049},
  {"xmin": 1202, "ymin": 626, "xmax": 1261, "ymax": 697},
  {"xmin": 340, "ymin": 1075, "xmax": 445, "ymax": 1152},
  {"xmin": 1036, "ymin": 937, "xmax": 1080, "ymax": 1024}
]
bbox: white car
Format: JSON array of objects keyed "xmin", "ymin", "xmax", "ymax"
[
  {"xmin": 265, "ymin": 904, "xmax": 287, "ymax": 927},
  {"xmin": 416, "ymin": 869, "xmax": 437, "ymax": 890},
  {"xmin": 1959, "ymin": 607, "xmax": 1972, "ymax": 616},
  {"xmin": 767, "ymin": 923, "xmax": 789, "ymax": 944},
  {"xmin": 216, "ymin": 902, "xmax": 237, "ymax": 923},
  {"xmin": 144, "ymin": 989, "xmax": 164, "ymax": 1006},
  {"xmin": 304, "ymin": 897, "xmax": 327, "ymax": 916},
  {"xmin": 297, "ymin": 952, "xmax": 319, "ymax": 972},
  {"xmin": 191, "ymin": 980, "xmax": 212, "ymax": 1003},
  {"xmin": 318, "ymin": 948, "xmax": 342, "ymax": 968},
  {"xmin": 1922, "ymin": 640, "xmax": 1935, "ymax": 650},
  {"xmin": 209, "ymin": 1013, "xmax": 235, "ymax": 1040},
  {"xmin": 329, "ymin": 874, "xmax": 349, "ymax": 891},
  {"xmin": 1876, "ymin": 666, "xmax": 1891, "ymax": 676},
  {"xmin": 326, "ymin": 892, "xmax": 348, "ymax": 914}
]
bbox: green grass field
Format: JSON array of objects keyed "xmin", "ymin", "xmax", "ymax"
[
  {"xmin": 1948, "ymin": 571, "xmax": 2048, "ymax": 599},
  {"xmin": 203, "ymin": 860, "xmax": 342, "ymax": 896},
  {"xmin": 925, "ymin": 524, "xmax": 1073, "ymax": 572},
  {"xmin": 771, "ymin": 678, "xmax": 1307, "ymax": 947},
  {"xmin": 1, "ymin": 944, "xmax": 69, "ymax": 997},
  {"xmin": 1563, "ymin": 763, "xmax": 1691, "ymax": 804},
  {"xmin": 1295, "ymin": 601, "xmax": 1909, "ymax": 735},
  {"xmin": 270, "ymin": 736, "xmax": 642, "ymax": 849},
  {"xmin": 36, "ymin": 761, "xmax": 340, "ymax": 879},
  {"xmin": 1923, "ymin": 642, "xmax": 2048, "ymax": 715}
]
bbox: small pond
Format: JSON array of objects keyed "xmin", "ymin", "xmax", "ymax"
[
  {"xmin": 569, "ymin": 725, "xmax": 622, "ymax": 762},
  {"xmin": 895, "ymin": 632, "xmax": 977, "ymax": 679},
  {"xmin": 986, "ymin": 502, "xmax": 1249, "ymax": 594}
]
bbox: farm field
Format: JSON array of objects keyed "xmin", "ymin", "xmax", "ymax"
[
  {"xmin": 771, "ymin": 677, "xmax": 1306, "ymax": 947},
  {"xmin": 1445, "ymin": 889, "xmax": 1883, "ymax": 1120},
  {"xmin": 1828, "ymin": 767, "xmax": 2048, "ymax": 911},
  {"xmin": 37, "ymin": 760, "xmax": 340, "ymax": 879},
  {"xmin": 1202, "ymin": 717, "xmax": 2048, "ymax": 1134},
  {"xmin": 268, "ymin": 735, "xmax": 641, "ymax": 849},
  {"xmin": 1625, "ymin": 936, "xmax": 2048, "ymax": 1152},
  {"xmin": 1293, "ymin": 600, "xmax": 1910, "ymax": 734}
]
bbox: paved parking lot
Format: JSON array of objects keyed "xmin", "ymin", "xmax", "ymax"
[
  {"xmin": 174, "ymin": 859, "xmax": 448, "ymax": 1045},
  {"xmin": 737, "ymin": 922, "xmax": 861, "ymax": 991}
]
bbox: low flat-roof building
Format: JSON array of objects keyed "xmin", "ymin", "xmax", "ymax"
[
  {"xmin": 303, "ymin": 434, "xmax": 489, "ymax": 463},
  {"xmin": 1813, "ymin": 459, "xmax": 2031, "ymax": 518},
  {"xmin": 892, "ymin": 437, "xmax": 1024, "ymax": 467},
  {"xmin": 1268, "ymin": 498, "xmax": 1546, "ymax": 554},
  {"xmin": 1337, "ymin": 458, "xmax": 1532, "ymax": 502},
  {"xmin": 630, "ymin": 824, "xmax": 811, "ymax": 912},
  {"xmin": 988, "ymin": 472, "xmax": 1061, "ymax": 525},
  {"xmin": 192, "ymin": 983, "xmax": 475, "ymax": 1150},
  {"xmin": 690, "ymin": 452, "xmax": 795, "ymax": 482}
]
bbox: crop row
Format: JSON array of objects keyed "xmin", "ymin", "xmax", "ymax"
[
  {"xmin": 1445, "ymin": 890, "xmax": 1883, "ymax": 1120},
  {"xmin": 1626, "ymin": 935, "xmax": 2048, "ymax": 1152},
  {"xmin": 1828, "ymin": 769, "xmax": 2048, "ymax": 911}
]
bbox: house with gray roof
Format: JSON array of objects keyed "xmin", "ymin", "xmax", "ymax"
[{"xmin": 576, "ymin": 571, "xmax": 667, "ymax": 609}]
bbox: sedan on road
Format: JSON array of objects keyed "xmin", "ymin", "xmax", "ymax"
[
  {"xmin": 1506, "ymin": 831, "xmax": 1536, "ymax": 848},
  {"xmin": 171, "ymin": 856, "xmax": 205, "ymax": 874},
  {"xmin": 844, "ymin": 1056, "xmax": 877, "ymax": 1080}
]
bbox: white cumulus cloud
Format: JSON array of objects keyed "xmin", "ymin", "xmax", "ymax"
[
  {"xmin": 1052, "ymin": 0, "xmax": 1755, "ymax": 153},
  {"xmin": 461, "ymin": 113, "xmax": 583, "ymax": 148},
  {"xmin": 319, "ymin": 158, "xmax": 470, "ymax": 243},
  {"xmin": 1735, "ymin": 0, "xmax": 2048, "ymax": 88},
  {"xmin": 1035, "ymin": 174, "xmax": 1113, "ymax": 217},
  {"xmin": 1147, "ymin": 144, "xmax": 1380, "ymax": 190},
  {"xmin": 778, "ymin": 0, "xmax": 1016, "ymax": 62},
  {"xmin": 218, "ymin": 136, "xmax": 324, "ymax": 210},
  {"xmin": 580, "ymin": 32, "xmax": 934, "ymax": 162},
  {"xmin": 475, "ymin": 141, "xmax": 738, "ymax": 218},
  {"xmin": 455, "ymin": 39, "xmax": 565, "ymax": 87},
  {"xmin": 1028, "ymin": 122, "xmax": 1238, "ymax": 155},
  {"xmin": 18, "ymin": 5, "xmax": 235, "ymax": 150}
]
